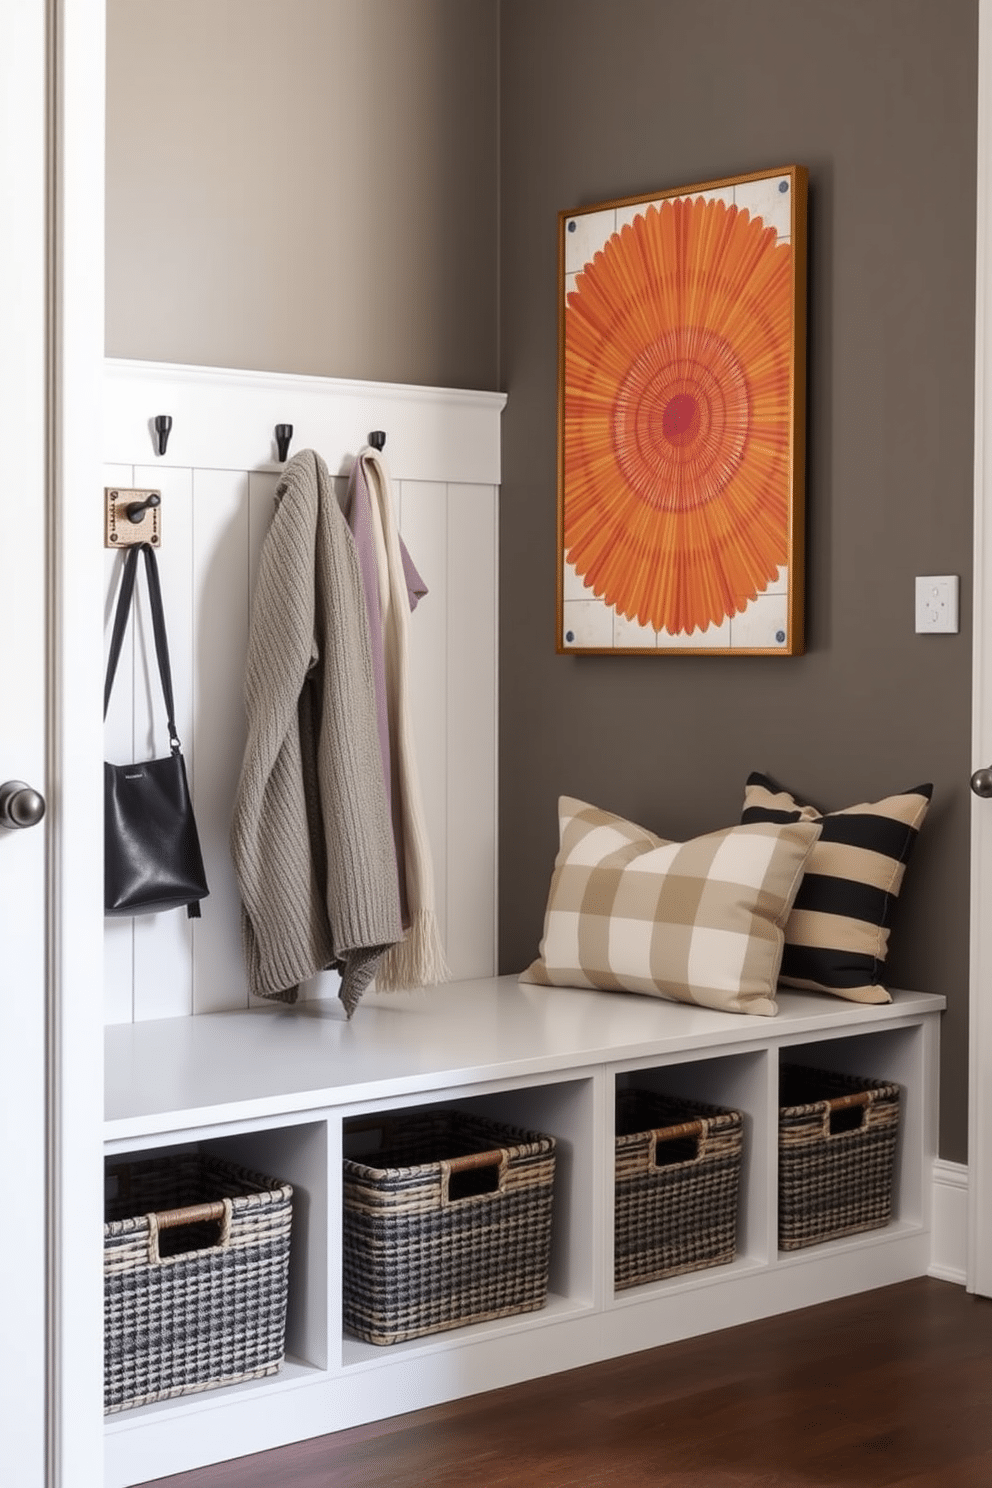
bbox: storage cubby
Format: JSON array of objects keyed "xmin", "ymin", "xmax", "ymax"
[
  {"xmin": 103, "ymin": 976, "xmax": 943, "ymax": 1488},
  {"xmin": 339, "ymin": 1075, "xmax": 598, "ymax": 1370},
  {"xmin": 614, "ymin": 1051, "xmax": 770, "ymax": 1286},
  {"xmin": 776, "ymin": 1025, "xmax": 924, "ymax": 1253},
  {"xmin": 103, "ymin": 1115, "xmax": 330, "ymax": 1406}
]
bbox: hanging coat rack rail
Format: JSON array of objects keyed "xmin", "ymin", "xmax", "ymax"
[{"xmin": 108, "ymin": 414, "xmax": 395, "ymax": 546}]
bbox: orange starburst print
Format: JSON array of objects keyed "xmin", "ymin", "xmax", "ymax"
[{"xmin": 564, "ymin": 195, "xmax": 794, "ymax": 635}]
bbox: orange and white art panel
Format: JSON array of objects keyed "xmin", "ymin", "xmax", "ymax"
[{"xmin": 558, "ymin": 167, "xmax": 807, "ymax": 655}]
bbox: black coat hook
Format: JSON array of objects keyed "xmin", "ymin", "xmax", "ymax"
[
  {"xmin": 369, "ymin": 430, "xmax": 386, "ymax": 450},
  {"xmin": 126, "ymin": 492, "xmax": 161, "ymax": 524},
  {"xmin": 275, "ymin": 424, "xmax": 293, "ymax": 462},
  {"xmin": 154, "ymin": 414, "xmax": 173, "ymax": 456}
]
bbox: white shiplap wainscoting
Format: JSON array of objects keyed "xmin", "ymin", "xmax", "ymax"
[{"xmin": 103, "ymin": 359, "xmax": 505, "ymax": 1024}]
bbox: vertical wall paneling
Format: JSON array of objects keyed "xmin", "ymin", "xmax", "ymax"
[
  {"xmin": 191, "ymin": 469, "xmax": 253, "ymax": 1015},
  {"xmin": 246, "ymin": 472, "xmax": 277, "ymax": 595},
  {"xmin": 447, "ymin": 484, "xmax": 499, "ymax": 978},
  {"xmin": 131, "ymin": 465, "xmax": 195, "ymax": 1021},
  {"xmin": 398, "ymin": 480, "xmax": 450, "ymax": 955},
  {"xmin": 103, "ymin": 361, "xmax": 504, "ymax": 1025},
  {"xmin": 103, "ymin": 463, "xmax": 136, "ymax": 1023}
]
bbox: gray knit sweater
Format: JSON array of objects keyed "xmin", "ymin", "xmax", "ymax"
[{"xmin": 231, "ymin": 449, "xmax": 403, "ymax": 1014}]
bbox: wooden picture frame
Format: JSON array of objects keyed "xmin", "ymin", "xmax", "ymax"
[{"xmin": 558, "ymin": 165, "xmax": 808, "ymax": 656}]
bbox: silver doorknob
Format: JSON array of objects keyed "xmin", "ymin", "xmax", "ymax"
[
  {"xmin": 972, "ymin": 767, "xmax": 992, "ymax": 798},
  {"xmin": 0, "ymin": 780, "xmax": 46, "ymax": 829}
]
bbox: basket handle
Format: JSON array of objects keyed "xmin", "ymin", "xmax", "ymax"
[
  {"xmin": 442, "ymin": 1148, "xmax": 507, "ymax": 1203},
  {"xmin": 155, "ymin": 1201, "xmax": 227, "ymax": 1228},
  {"xmin": 147, "ymin": 1197, "xmax": 232, "ymax": 1263},
  {"xmin": 822, "ymin": 1089, "xmax": 872, "ymax": 1137},
  {"xmin": 648, "ymin": 1118, "xmax": 706, "ymax": 1170}
]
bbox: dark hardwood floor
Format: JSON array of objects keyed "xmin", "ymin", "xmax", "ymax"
[{"xmin": 141, "ymin": 1278, "xmax": 992, "ymax": 1487}]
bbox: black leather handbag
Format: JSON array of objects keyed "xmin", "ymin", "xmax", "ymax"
[{"xmin": 104, "ymin": 543, "xmax": 209, "ymax": 918}]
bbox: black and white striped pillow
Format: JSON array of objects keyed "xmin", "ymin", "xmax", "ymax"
[{"xmin": 741, "ymin": 773, "xmax": 932, "ymax": 1003}]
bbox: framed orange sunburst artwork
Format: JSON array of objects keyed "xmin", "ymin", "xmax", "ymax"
[{"xmin": 558, "ymin": 165, "xmax": 808, "ymax": 655}]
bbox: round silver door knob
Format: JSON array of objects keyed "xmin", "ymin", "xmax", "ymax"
[
  {"xmin": 0, "ymin": 779, "xmax": 46, "ymax": 829},
  {"xmin": 971, "ymin": 767, "xmax": 992, "ymax": 799}
]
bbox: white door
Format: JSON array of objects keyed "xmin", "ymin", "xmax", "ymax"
[
  {"xmin": 0, "ymin": 4, "xmax": 56, "ymax": 1477},
  {"xmin": 1, "ymin": 2, "xmax": 106, "ymax": 1483}
]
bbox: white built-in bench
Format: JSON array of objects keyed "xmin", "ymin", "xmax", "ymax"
[{"xmin": 103, "ymin": 973, "xmax": 943, "ymax": 1488}]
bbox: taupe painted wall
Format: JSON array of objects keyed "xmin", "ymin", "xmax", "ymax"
[
  {"xmin": 498, "ymin": 0, "xmax": 978, "ymax": 1162},
  {"xmin": 105, "ymin": 0, "xmax": 498, "ymax": 389}
]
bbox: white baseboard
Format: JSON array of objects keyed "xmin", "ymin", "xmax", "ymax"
[{"xmin": 930, "ymin": 1158, "xmax": 969, "ymax": 1284}]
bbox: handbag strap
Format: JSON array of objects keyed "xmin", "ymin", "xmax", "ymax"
[{"xmin": 104, "ymin": 544, "xmax": 181, "ymax": 752}]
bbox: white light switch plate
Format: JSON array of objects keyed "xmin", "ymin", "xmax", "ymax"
[{"xmin": 915, "ymin": 575, "xmax": 959, "ymax": 633}]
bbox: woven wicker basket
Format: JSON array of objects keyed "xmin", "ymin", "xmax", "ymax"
[
  {"xmin": 778, "ymin": 1064, "xmax": 900, "ymax": 1251},
  {"xmin": 104, "ymin": 1153, "xmax": 293, "ymax": 1413},
  {"xmin": 614, "ymin": 1090, "xmax": 743, "ymax": 1290},
  {"xmin": 342, "ymin": 1110, "xmax": 556, "ymax": 1345}
]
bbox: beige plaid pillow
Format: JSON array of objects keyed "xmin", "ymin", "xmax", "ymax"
[{"xmin": 520, "ymin": 797, "xmax": 822, "ymax": 1016}]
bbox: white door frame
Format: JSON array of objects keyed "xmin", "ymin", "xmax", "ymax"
[
  {"xmin": 26, "ymin": 1, "xmax": 105, "ymax": 1482},
  {"xmin": 971, "ymin": 0, "xmax": 992, "ymax": 1299}
]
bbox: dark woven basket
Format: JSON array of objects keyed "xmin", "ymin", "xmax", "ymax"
[
  {"xmin": 778, "ymin": 1064, "xmax": 900, "ymax": 1251},
  {"xmin": 342, "ymin": 1110, "xmax": 556, "ymax": 1345},
  {"xmin": 614, "ymin": 1090, "xmax": 743, "ymax": 1290},
  {"xmin": 104, "ymin": 1153, "xmax": 293, "ymax": 1413}
]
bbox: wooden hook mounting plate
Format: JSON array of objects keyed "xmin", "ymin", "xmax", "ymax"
[{"xmin": 104, "ymin": 487, "xmax": 162, "ymax": 549}]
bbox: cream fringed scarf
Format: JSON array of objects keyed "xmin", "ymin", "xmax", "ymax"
[{"xmin": 355, "ymin": 446, "xmax": 449, "ymax": 990}]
